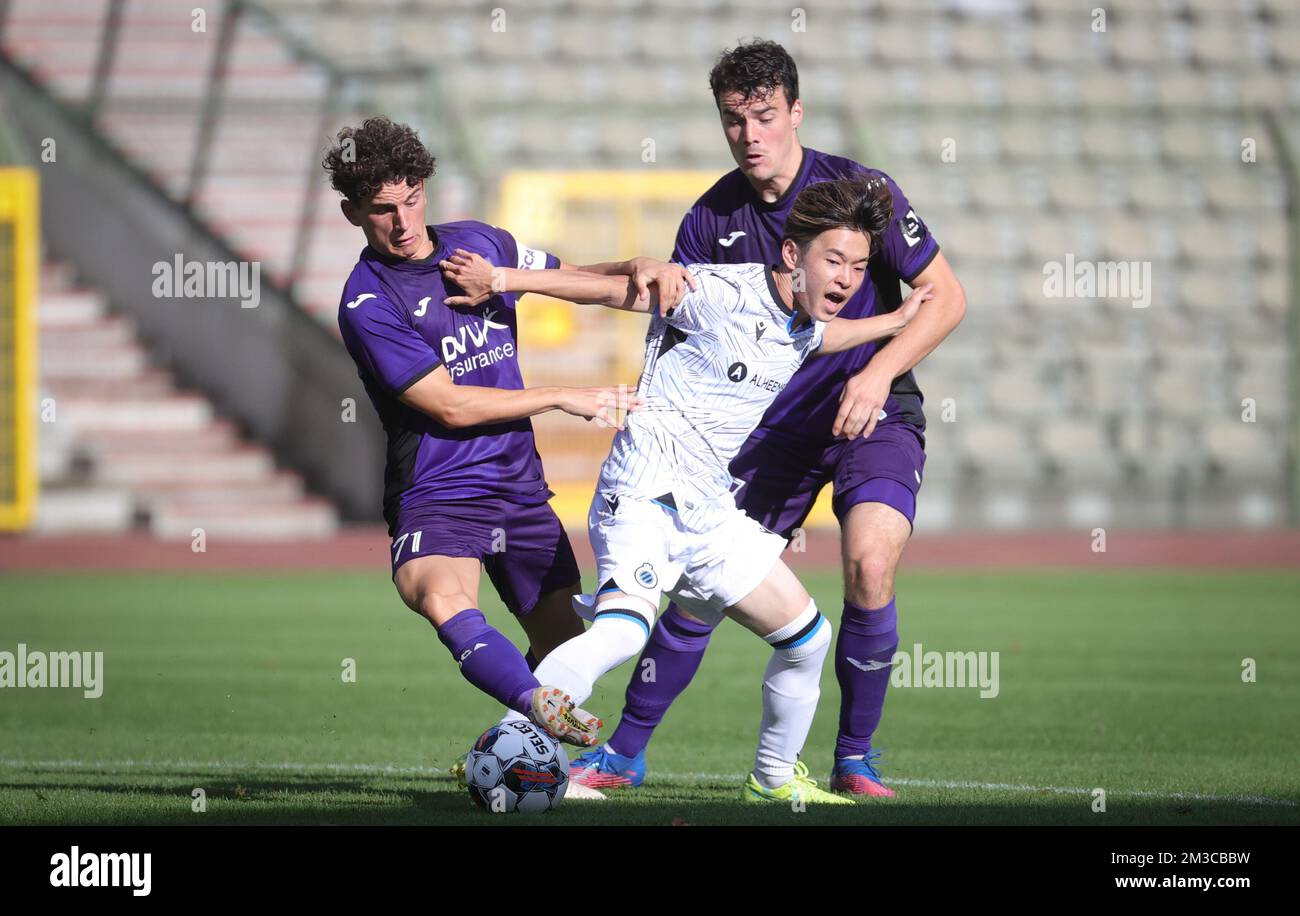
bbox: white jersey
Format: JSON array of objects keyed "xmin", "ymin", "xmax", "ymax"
[{"xmin": 599, "ymin": 263, "xmax": 825, "ymax": 502}]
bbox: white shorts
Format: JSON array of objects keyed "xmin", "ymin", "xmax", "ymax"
[{"xmin": 587, "ymin": 488, "xmax": 788, "ymax": 627}]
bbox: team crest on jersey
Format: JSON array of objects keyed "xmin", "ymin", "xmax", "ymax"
[
  {"xmin": 727, "ymin": 361, "xmax": 748, "ymax": 382},
  {"xmin": 634, "ymin": 563, "xmax": 657, "ymax": 589},
  {"xmin": 898, "ymin": 209, "xmax": 925, "ymax": 248}
]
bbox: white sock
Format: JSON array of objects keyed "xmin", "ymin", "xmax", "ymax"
[
  {"xmin": 532, "ymin": 606, "xmax": 651, "ymax": 707},
  {"xmin": 752, "ymin": 600, "xmax": 832, "ymax": 789}
]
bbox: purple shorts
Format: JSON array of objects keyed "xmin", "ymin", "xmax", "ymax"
[
  {"xmin": 729, "ymin": 417, "xmax": 926, "ymax": 537},
  {"xmin": 389, "ymin": 496, "xmax": 580, "ymax": 617}
]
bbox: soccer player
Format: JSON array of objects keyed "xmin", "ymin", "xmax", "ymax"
[
  {"xmin": 564, "ymin": 40, "xmax": 968, "ymax": 795},
  {"xmin": 443, "ymin": 177, "xmax": 933, "ymax": 803},
  {"xmin": 326, "ymin": 117, "xmax": 692, "ymax": 749}
]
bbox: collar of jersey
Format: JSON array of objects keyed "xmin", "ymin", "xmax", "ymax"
[{"xmin": 765, "ymin": 264, "xmax": 815, "ymax": 334}]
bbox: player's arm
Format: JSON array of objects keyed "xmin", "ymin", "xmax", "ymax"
[
  {"xmin": 400, "ymin": 365, "xmax": 634, "ymax": 429},
  {"xmin": 862, "ymin": 253, "xmax": 965, "ymax": 381},
  {"xmin": 339, "ymin": 290, "xmax": 635, "ymax": 430},
  {"xmin": 442, "ymin": 250, "xmax": 659, "ymax": 313},
  {"xmin": 818, "ymin": 284, "xmax": 933, "ymax": 355},
  {"xmin": 554, "ymin": 257, "xmax": 697, "ymax": 314}
]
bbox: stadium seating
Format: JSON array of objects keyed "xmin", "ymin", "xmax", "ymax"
[
  {"xmin": 2, "ymin": 0, "xmax": 1293, "ymax": 529},
  {"xmin": 35, "ymin": 261, "xmax": 337, "ymax": 539}
]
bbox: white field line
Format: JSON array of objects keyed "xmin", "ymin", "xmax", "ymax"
[{"xmin": 1, "ymin": 758, "xmax": 1296, "ymax": 809}]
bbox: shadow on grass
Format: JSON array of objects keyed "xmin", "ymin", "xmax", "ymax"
[{"xmin": 3, "ymin": 775, "xmax": 1297, "ymax": 826}]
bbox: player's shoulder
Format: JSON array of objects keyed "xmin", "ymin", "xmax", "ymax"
[
  {"xmin": 685, "ymin": 262, "xmax": 770, "ymax": 310},
  {"xmin": 686, "ymin": 261, "xmax": 764, "ymax": 288},
  {"xmin": 805, "ymin": 148, "xmax": 897, "ymax": 193},
  {"xmin": 687, "ymin": 168, "xmax": 752, "ymax": 218},
  {"xmin": 434, "ymin": 219, "xmax": 510, "ymax": 257}
]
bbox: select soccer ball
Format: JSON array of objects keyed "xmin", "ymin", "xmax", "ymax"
[{"xmin": 465, "ymin": 719, "xmax": 569, "ymax": 813}]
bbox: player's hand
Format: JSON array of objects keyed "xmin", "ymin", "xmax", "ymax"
[
  {"xmin": 440, "ymin": 248, "xmax": 500, "ymax": 307},
  {"xmin": 834, "ymin": 364, "xmax": 893, "ymax": 440},
  {"xmin": 627, "ymin": 257, "xmax": 697, "ymax": 316},
  {"xmin": 895, "ymin": 283, "xmax": 934, "ymax": 332},
  {"xmin": 556, "ymin": 386, "xmax": 646, "ymax": 430}
]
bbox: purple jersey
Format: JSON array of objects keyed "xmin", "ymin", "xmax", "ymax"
[
  {"xmin": 338, "ymin": 220, "xmax": 560, "ymax": 532},
  {"xmin": 671, "ymin": 148, "xmax": 939, "ymax": 439}
]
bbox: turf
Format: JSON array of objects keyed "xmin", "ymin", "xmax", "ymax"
[{"xmin": 1, "ymin": 569, "xmax": 1297, "ymax": 825}]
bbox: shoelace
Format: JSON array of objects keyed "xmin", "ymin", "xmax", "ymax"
[{"xmin": 793, "ymin": 760, "xmax": 820, "ymax": 787}]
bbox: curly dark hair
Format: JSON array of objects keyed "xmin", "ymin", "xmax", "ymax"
[
  {"xmin": 782, "ymin": 178, "xmax": 893, "ymax": 253},
  {"xmin": 708, "ymin": 39, "xmax": 799, "ymax": 109},
  {"xmin": 322, "ymin": 116, "xmax": 436, "ymax": 204}
]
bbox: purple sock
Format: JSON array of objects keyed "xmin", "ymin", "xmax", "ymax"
[
  {"xmin": 606, "ymin": 603, "xmax": 715, "ymax": 757},
  {"xmin": 436, "ymin": 608, "xmax": 538, "ymax": 715},
  {"xmin": 834, "ymin": 598, "xmax": 898, "ymax": 759}
]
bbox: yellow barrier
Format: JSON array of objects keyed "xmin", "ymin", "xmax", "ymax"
[{"xmin": 0, "ymin": 168, "xmax": 38, "ymax": 531}]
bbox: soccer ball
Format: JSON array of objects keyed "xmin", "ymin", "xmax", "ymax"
[{"xmin": 465, "ymin": 719, "xmax": 569, "ymax": 813}]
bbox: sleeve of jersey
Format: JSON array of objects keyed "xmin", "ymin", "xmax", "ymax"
[
  {"xmin": 877, "ymin": 174, "xmax": 940, "ymax": 284},
  {"xmin": 665, "ymin": 266, "xmax": 733, "ymax": 331},
  {"xmin": 490, "ymin": 225, "xmax": 560, "ymax": 271},
  {"xmin": 669, "ymin": 206, "xmax": 711, "ymax": 266},
  {"xmin": 338, "ymin": 294, "xmax": 441, "ymax": 395}
]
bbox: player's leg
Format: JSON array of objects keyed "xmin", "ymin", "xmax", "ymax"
[
  {"xmin": 530, "ymin": 495, "xmax": 679, "ymax": 722},
  {"xmin": 481, "ymin": 500, "xmax": 586, "ymax": 662},
  {"xmin": 827, "ymin": 418, "xmax": 925, "ymax": 796},
  {"xmin": 393, "ymin": 552, "xmax": 538, "ymax": 717},
  {"xmin": 479, "ymin": 500, "xmax": 601, "ymax": 745},
  {"xmin": 575, "ymin": 435, "xmax": 826, "ymax": 787},
  {"xmin": 724, "ymin": 559, "xmax": 850, "ymax": 806}
]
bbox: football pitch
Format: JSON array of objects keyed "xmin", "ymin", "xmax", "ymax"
[{"xmin": 1, "ymin": 569, "xmax": 1297, "ymax": 826}]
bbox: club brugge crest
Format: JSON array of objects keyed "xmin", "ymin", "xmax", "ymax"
[{"xmin": 634, "ymin": 563, "xmax": 657, "ymax": 589}]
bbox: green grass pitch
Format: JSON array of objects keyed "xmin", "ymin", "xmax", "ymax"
[{"xmin": 1, "ymin": 569, "xmax": 1297, "ymax": 825}]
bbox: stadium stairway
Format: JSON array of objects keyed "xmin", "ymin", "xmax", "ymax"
[{"xmin": 36, "ymin": 260, "xmax": 339, "ymax": 540}]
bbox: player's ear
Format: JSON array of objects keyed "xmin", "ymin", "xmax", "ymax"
[
  {"xmin": 341, "ymin": 197, "xmax": 362, "ymax": 227},
  {"xmin": 789, "ymin": 98, "xmax": 803, "ymax": 130},
  {"xmin": 781, "ymin": 238, "xmax": 800, "ymax": 270}
]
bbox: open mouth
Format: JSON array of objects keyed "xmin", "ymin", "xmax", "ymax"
[{"xmin": 825, "ymin": 290, "xmax": 847, "ymax": 306}]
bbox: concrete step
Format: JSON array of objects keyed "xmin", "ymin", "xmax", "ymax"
[
  {"xmin": 91, "ymin": 444, "xmax": 275, "ymax": 486},
  {"xmin": 39, "ymin": 289, "xmax": 107, "ymax": 327},
  {"xmin": 34, "ymin": 486, "xmax": 136, "ymax": 534},
  {"xmin": 46, "ymin": 369, "xmax": 177, "ymax": 401},
  {"xmin": 83, "ymin": 418, "xmax": 241, "ymax": 454},
  {"xmin": 42, "ymin": 342, "xmax": 150, "ymax": 379},
  {"xmin": 150, "ymin": 497, "xmax": 338, "ymax": 541},
  {"xmin": 136, "ymin": 471, "xmax": 306, "ymax": 505},
  {"xmin": 40, "ymin": 314, "xmax": 136, "ymax": 348},
  {"xmin": 59, "ymin": 394, "xmax": 213, "ymax": 432}
]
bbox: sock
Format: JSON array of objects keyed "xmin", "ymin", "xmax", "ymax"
[
  {"xmin": 435, "ymin": 608, "xmax": 538, "ymax": 715},
  {"xmin": 532, "ymin": 599, "xmax": 652, "ymax": 707},
  {"xmin": 607, "ymin": 604, "xmax": 716, "ymax": 758},
  {"xmin": 833, "ymin": 598, "xmax": 898, "ymax": 760},
  {"xmin": 752, "ymin": 601, "xmax": 833, "ymax": 789}
]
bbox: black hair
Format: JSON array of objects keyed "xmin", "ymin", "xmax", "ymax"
[{"xmin": 708, "ymin": 39, "xmax": 799, "ymax": 109}]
